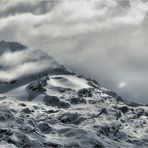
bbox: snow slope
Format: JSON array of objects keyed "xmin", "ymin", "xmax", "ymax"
[
  {"xmin": 0, "ymin": 73, "xmax": 148, "ymax": 148},
  {"xmin": 47, "ymin": 75, "xmax": 91, "ymax": 90},
  {"xmin": 0, "ymin": 41, "xmax": 147, "ymax": 148}
]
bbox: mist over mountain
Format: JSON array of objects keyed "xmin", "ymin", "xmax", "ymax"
[
  {"xmin": 0, "ymin": 0, "xmax": 147, "ymax": 147},
  {"xmin": 0, "ymin": 41, "xmax": 147, "ymax": 148},
  {"xmin": 0, "ymin": 0, "xmax": 148, "ymax": 147}
]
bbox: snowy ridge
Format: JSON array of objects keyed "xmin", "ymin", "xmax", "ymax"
[
  {"xmin": 0, "ymin": 40, "xmax": 27, "ymax": 55},
  {"xmin": 0, "ymin": 41, "xmax": 147, "ymax": 147},
  {"xmin": 0, "ymin": 74, "xmax": 148, "ymax": 148}
]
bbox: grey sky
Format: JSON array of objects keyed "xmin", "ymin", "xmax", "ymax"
[{"xmin": 0, "ymin": 0, "xmax": 148, "ymax": 103}]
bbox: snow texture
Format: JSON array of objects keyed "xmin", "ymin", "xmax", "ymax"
[{"xmin": 0, "ymin": 41, "xmax": 147, "ymax": 148}]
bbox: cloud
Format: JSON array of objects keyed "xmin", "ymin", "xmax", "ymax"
[
  {"xmin": 0, "ymin": 49, "xmax": 59, "ymax": 82},
  {"xmin": 0, "ymin": 0, "xmax": 147, "ymax": 40},
  {"xmin": 0, "ymin": 0, "xmax": 148, "ymax": 103},
  {"xmin": 0, "ymin": 0, "xmax": 54, "ymax": 17}
]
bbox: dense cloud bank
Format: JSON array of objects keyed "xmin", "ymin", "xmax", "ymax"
[{"xmin": 0, "ymin": 0, "xmax": 148, "ymax": 103}]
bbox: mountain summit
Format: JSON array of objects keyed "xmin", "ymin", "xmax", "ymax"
[
  {"xmin": 0, "ymin": 40, "xmax": 27, "ymax": 54},
  {"xmin": 0, "ymin": 42, "xmax": 147, "ymax": 148}
]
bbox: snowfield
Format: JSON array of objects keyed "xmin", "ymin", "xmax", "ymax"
[
  {"xmin": 47, "ymin": 75, "xmax": 91, "ymax": 90},
  {"xmin": 0, "ymin": 41, "xmax": 147, "ymax": 148},
  {"xmin": 0, "ymin": 74, "xmax": 148, "ymax": 148}
]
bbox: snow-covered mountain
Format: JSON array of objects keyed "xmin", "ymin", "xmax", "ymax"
[
  {"xmin": 0, "ymin": 41, "xmax": 71, "ymax": 92},
  {"xmin": 0, "ymin": 41, "xmax": 147, "ymax": 148}
]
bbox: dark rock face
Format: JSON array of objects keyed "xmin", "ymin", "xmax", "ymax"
[
  {"xmin": 0, "ymin": 40, "xmax": 27, "ymax": 54},
  {"xmin": 44, "ymin": 96, "xmax": 70, "ymax": 108},
  {"xmin": 135, "ymin": 108, "xmax": 145, "ymax": 118},
  {"xmin": 70, "ymin": 97, "xmax": 87, "ymax": 105},
  {"xmin": 99, "ymin": 108, "xmax": 107, "ymax": 115},
  {"xmin": 59, "ymin": 112, "xmax": 84, "ymax": 124},
  {"xmin": 21, "ymin": 107, "xmax": 32, "ymax": 114},
  {"xmin": 37, "ymin": 122, "xmax": 52, "ymax": 134},
  {"xmin": 78, "ymin": 88, "xmax": 93, "ymax": 97},
  {"xmin": 0, "ymin": 110, "xmax": 14, "ymax": 122},
  {"xmin": 7, "ymin": 131, "xmax": 41, "ymax": 147},
  {"xmin": 27, "ymin": 81, "xmax": 46, "ymax": 93},
  {"xmin": 41, "ymin": 142, "xmax": 62, "ymax": 147},
  {"xmin": 57, "ymin": 101, "xmax": 70, "ymax": 108},
  {"xmin": 44, "ymin": 96, "xmax": 60, "ymax": 106},
  {"xmin": 118, "ymin": 106, "xmax": 129, "ymax": 113}
]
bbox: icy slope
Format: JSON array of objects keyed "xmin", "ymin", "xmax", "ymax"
[
  {"xmin": 0, "ymin": 41, "xmax": 147, "ymax": 147},
  {"xmin": 0, "ymin": 73, "xmax": 148, "ymax": 148}
]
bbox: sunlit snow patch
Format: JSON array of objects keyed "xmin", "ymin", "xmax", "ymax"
[{"xmin": 47, "ymin": 75, "xmax": 91, "ymax": 90}]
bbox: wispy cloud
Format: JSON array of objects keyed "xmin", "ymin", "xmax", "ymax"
[{"xmin": 0, "ymin": 49, "xmax": 59, "ymax": 82}]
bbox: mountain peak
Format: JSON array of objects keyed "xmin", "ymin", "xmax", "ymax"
[
  {"xmin": 0, "ymin": 41, "xmax": 71, "ymax": 91},
  {"xmin": 0, "ymin": 40, "xmax": 27, "ymax": 54},
  {"xmin": 0, "ymin": 41, "xmax": 147, "ymax": 148}
]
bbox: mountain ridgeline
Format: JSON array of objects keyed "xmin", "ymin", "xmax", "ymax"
[{"xmin": 0, "ymin": 41, "xmax": 147, "ymax": 148}]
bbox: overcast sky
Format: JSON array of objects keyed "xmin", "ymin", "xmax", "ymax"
[{"xmin": 0, "ymin": 0, "xmax": 148, "ymax": 104}]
